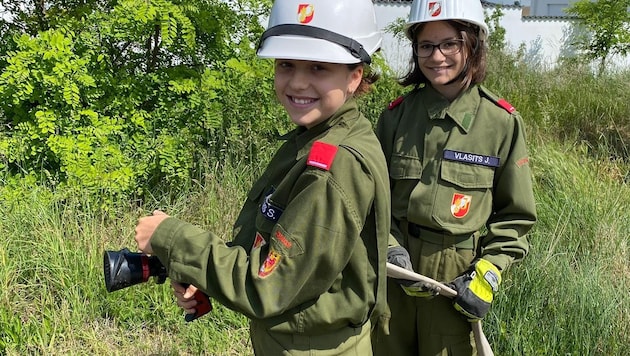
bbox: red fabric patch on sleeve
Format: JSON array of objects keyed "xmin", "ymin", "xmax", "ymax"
[
  {"xmin": 516, "ymin": 157, "xmax": 530, "ymax": 167},
  {"xmin": 275, "ymin": 230, "xmax": 292, "ymax": 248},
  {"xmin": 497, "ymin": 99, "xmax": 516, "ymax": 113},
  {"xmin": 307, "ymin": 141, "xmax": 338, "ymax": 171}
]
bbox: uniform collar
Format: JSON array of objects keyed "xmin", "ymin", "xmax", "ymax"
[
  {"xmin": 294, "ymin": 98, "xmax": 358, "ymax": 149},
  {"xmin": 422, "ymin": 85, "xmax": 480, "ymax": 133},
  {"xmin": 278, "ymin": 98, "xmax": 359, "ymax": 159}
]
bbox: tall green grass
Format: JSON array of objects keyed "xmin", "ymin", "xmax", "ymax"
[
  {"xmin": 0, "ymin": 160, "xmax": 263, "ymax": 355},
  {"xmin": 1, "ymin": 56, "xmax": 629, "ymax": 354},
  {"xmin": 3, "ymin": 140, "xmax": 627, "ymax": 355},
  {"xmin": 486, "ymin": 53, "xmax": 630, "ymax": 164},
  {"xmin": 491, "ymin": 143, "xmax": 629, "ymax": 355}
]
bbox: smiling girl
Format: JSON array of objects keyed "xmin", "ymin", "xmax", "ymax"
[
  {"xmin": 372, "ymin": 0, "xmax": 537, "ymax": 355},
  {"xmin": 133, "ymin": 0, "xmax": 392, "ymax": 355}
]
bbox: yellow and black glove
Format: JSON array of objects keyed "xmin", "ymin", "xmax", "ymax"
[
  {"xmin": 448, "ymin": 258, "xmax": 502, "ymax": 321},
  {"xmin": 387, "ymin": 246, "xmax": 440, "ymax": 298}
]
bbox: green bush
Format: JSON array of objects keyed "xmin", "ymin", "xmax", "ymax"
[{"xmin": 0, "ymin": 0, "xmax": 276, "ymax": 206}]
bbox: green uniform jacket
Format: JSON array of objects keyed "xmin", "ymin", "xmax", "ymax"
[
  {"xmin": 150, "ymin": 99, "xmax": 391, "ymax": 335},
  {"xmin": 377, "ymin": 84, "xmax": 536, "ymax": 271}
]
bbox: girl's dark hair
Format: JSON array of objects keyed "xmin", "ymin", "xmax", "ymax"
[
  {"xmin": 348, "ymin": 63, "xmax": 380, "ymax": 96},
  {"xmin": 399, "ymin": 20, "xmax": 487, "ymax": 90}
]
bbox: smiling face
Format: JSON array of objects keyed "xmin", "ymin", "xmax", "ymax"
[
  {"xmin": 415, "ymin": 21, "xmax": 467, "ymax": 100},
  {"xmin": 274, "ymin": 59, "xmax": 363, "ymax": 129}
]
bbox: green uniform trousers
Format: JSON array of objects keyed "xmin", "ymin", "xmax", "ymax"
[
  {"xmin": 251, "ymin": 320, "xmax": 372, "ymax": 356},
  {"xmin": 373, "ymin": 226, "xmax": 479, "ymax": 356}
]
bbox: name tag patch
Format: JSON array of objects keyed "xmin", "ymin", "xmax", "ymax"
[
  {"xmin": 444, "ymin": 150, "xmax": 500, "ymax": 168},
  {"xmin": 261, "ymin": 188, "xmax": 284, "ymax": 223}
]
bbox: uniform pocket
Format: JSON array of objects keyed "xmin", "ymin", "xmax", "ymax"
[
  {"xmin": 389, "ymin": 153, "xmax": 423, "ymax": 180},
  {"xmin": 432, "ymin": 160, "xmax": 494, "ymax": 232},
  {"xmin": 440, "ymin": 160, "xmax": 494, "ymax": 189}
]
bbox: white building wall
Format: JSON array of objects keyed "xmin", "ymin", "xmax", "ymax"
[
  {"xmin": 374, "ymin": 4, "xmax": 414, "ymax": 75},
  {"xmin": 500, "ymin": 9, "xmax": 569, "ymax": 67}
]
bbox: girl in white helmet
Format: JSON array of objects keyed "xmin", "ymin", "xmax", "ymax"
[
  {"xmin": 134, "ymin": 0, "xmax": 391, "ymax": 354},
  {"xmin": 372, "ymin": 0, "xmax": 536, "ymax": 355}
]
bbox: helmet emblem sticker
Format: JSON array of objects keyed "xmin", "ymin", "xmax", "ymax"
[
  {"xmin": 451, "ymin": 193, "xmax": 471, "ymax": 218},
  {"xmin": 428, "ymin": 1, "xmax": 442, "ymax": 17},
  {"xmin": 297, "ymin": 4, "xmax": 315, "ymax": 24}
]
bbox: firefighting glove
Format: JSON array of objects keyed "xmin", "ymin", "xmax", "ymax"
[
  {"xmin": 387, "ymin": 246, "xmax": 440, "ymax": 298},
  {"xmin": 448, "ymin": 258, "xmax": 502, "ymax": 321}
]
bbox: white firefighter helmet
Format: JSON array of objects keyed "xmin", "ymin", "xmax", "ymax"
[
  {"xmin": 257, "ymin": 0, "xmax": 382, "ymax": 64},
  {"xmin": 404, "ymin": 0, "xmax": 489, "ymax": 41}
]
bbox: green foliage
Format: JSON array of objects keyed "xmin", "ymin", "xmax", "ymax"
[
  {"xmin": 485, "ymin": 47, "xmax": 630, "ymax": 164},
  {"xmin": 204, "ymin": 56, "xmax": 287, "ymax": 163},
  {"xmin": 485, "ymin": 7, "xmax": 507, "ymax": 52},
  {"xmin": 0, "ymin": 29, "xmax": 123, "ymax": 192},
  {"xmin": 356, "ymin": 52, "xmax": 408, "ymax": 126},
  {"xmin": 383, "ymin": 16, "xmax": 408, "ymax": 43},
  {"xmin": 0, "ymin": 0, "xmax": 274, "ymax": 206},
  {"xmin": 565, "ymin": 0, "xmax": 630, "ymax": 75}
]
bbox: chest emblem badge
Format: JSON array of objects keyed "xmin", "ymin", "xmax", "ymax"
[
  {"xmin": 451, "ymin": 193, "xmax": 472, "ymax": 218},
  {"xmin": 259, "ymin": 248, "xmax": 282, "ymax": 278}
]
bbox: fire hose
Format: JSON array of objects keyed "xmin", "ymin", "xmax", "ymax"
[{"xmin": 386, "ymin": 262, "xmax": 494, "ymax": 356}]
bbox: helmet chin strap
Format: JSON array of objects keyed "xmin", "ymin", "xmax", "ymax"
[{"xmin": 258, "ymin": 24, "xmax": 371, "ymax": 64}]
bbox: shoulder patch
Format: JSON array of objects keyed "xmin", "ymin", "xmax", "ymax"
[
  {"xmin": 388, "ymin": 96, "xmax": 404, "ymax": 110},
  {"xmin": 496, "ymin": 99, "xmax": 516, "ymax": 114},
  {"xmin": 307, "ymin": 141, "xmax": 338, "ymax": 171},
  {"xmin": 479, "ymin": 85, "xmax": 516, "ymax": 114}
]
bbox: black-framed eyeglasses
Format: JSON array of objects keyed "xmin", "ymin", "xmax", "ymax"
[{"xmin": 413, "ymin": 39, "xmax": 465, "ymax": 58}]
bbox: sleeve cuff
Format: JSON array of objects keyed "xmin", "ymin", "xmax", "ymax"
[
  {"xmin": 150, "ymin": 217, "xmax": 207, "ymax": 271},
  {"xmin": 481, "ymin": 254, "xmax": 512, "ymax": 272}
]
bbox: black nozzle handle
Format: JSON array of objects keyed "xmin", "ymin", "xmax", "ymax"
[{"xmin": 181, "ymin": 284, "xmax": 212, "ymax": 322}]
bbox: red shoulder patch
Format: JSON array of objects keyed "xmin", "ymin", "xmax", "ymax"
[
  {"xmin": 497, "ymin": 99, "xmax": 516, "ymax": 113},
  {"xmin": 388, "ymin": 96, "xmax": 404, "ymax": 110},
  {"xmin": 307, "ymin": 141, "xmax": 338, "ymax": 171}
]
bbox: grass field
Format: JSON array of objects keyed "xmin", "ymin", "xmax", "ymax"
[{"xmin": 1, "ymin": 61, "xmax": 629, "ymax": 355}]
